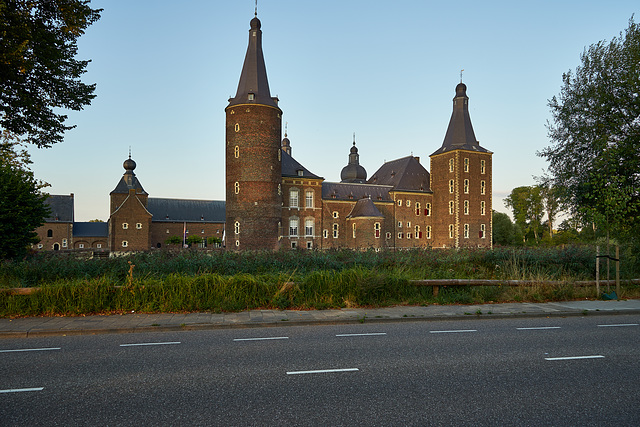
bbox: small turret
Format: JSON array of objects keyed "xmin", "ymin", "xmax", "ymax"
[{"xmin": 340, "ymin": 135, "xmax": 367, "ymax": 183}]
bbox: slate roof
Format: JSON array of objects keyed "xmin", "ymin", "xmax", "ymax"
[
  {"xmin": 282, "ymin": 149, "xmax": 322, "ymax": 179},
  {"xmin": 73, "ymin": 222, "xmax": 108, "ymax": 238},
  {"xmin": 322, "ymin": 182, "xmax": 393, "ymax": 202},
  {"xmin": 111, "ymin": 157, "xmax": 148, "ymax": 195},
  {"xmin": 44, "ymin": 194, "xmax": 74, "ymax": 222},
  {"xmin": 367, "ymin": 156, "xmax": 432, "ymax": 193},
  {"xmin": 431, "ymin": 83, "xmax": 491, "ymax": 156},
  {"xmin": 347, "ymin": 197, "xmax": 384, "ymax": 218},
  {"xmin": 146, "ymin": 198, "xmax": 225, "ymax": 223},
  {"xmin": 227, "ymin": 16, "xmax": 280, "ymax": 110}
]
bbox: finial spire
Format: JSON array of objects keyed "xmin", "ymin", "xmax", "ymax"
[
  {"xmin": 460, "ymin": 69, "xmax": 464, "ymax": 83},
  {"xmin": 255, "ymin": 0, "xmax": 258, "ymax": 17},
  {"xmin": 353, "ymin": 132, "xmax": 356, "ymax": 146},
  {"xmin": 285, "ymin": 122, "xmax": 288, "ymax": 137},
  {"xmin": 128, "ymin": 146, "xmax": 131, "ymax": 159}
]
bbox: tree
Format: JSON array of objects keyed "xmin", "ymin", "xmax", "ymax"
[
  {"xmin": 165, "ymin": 235, "xmax": 182, "ymax": 246},
  {"xmin": 492, "ymin": 210, "xmax": 517, "ymax": 246},
  {"xmin": 504, "ymin": 186, "xmax": 544, "ymax": 243},
  {"xmin": 538, "ymin": 182, "xmax": 562, "ymax": 239},
  {"xmin": 0, "ymin": 142, "xmax": 50, "ymax": 259},
  {"xmin": 186, "ymin": 235, "xmax": 203, "ymax": 246},
  {"xmin": 540, "ymin": 17, "xmax": 640, "ymax": 239},
  {"xmin": 0, "ymin": 0, "xmax": 101, "ymax": 148}
]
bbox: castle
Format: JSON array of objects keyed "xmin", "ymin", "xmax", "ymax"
[{"xmin": 35, "ymin": 13, "xmax": 492, "ymax": 253}]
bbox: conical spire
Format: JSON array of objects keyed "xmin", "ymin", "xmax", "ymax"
[
  {"xmin": 228, "ymin": 14, "xmax": 279, "ymax": 109},
  {"xmin": 431, "ymin": 82, "xmax": 489, "ymax": 156}
]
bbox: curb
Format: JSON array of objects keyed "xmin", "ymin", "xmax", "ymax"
[{"xmin": 3, "ymin": 308, "xmax": 640, "ymax": 339}]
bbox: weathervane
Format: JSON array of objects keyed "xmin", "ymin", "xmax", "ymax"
[
  {"xmin": 284, "ymin": 121, "xmax": 288, "ymax": 137},
  {"xmin": 460, "ymin": 69, "xmax": 464, "ymax": 83},
  {"xmin": 255, "ymin": 0, "xmax": 258, "ymax": 17},
  {"xmin": 353, "ymin": 132, "xmax": 356, "ymax": 146}
]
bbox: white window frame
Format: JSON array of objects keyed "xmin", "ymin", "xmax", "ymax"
[
  {"xmin": 305, "ymin": 190, "xmax": 314, "ymax": 208},
  {"xmin": 305, "ymin": 218, "xmax": 314, "ymax": 237},
  {"xmin": 289, "ymin": 189, "xmax": 299, "ymax": 208},
  {"xmin": 289, "ymin": 217, "xmax": 299, "ymax": 237}
]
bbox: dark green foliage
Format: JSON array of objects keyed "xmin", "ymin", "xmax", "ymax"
[
  {"xmin": 0, "ymin": 0, "xmax": 102, "ymax": 147},
  {"xmin": 541, "ymin": 17, "xmax": 640, "ymax": 238},
  {"xmin": 0, "ymin": 162, "xmax": 50, "ymax": 259},
  {"xmin": 492, "ymin": 211, "xmax": 517, "ymax": 246}
]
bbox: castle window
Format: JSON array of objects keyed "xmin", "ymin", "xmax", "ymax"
[
  {"xmin": 480, "ymin": 224, "xmax": 486, "ymax": 239},
  {"xmin": 201, "ymin": 229, "xmax": 205, "ymax": 234},
  {"xmin": 333, "ymin": 223, "xmax": 339, "ymax": 238},
  {"xmin": 374, "ymin": 222, "xmax": 381, "ymax": 238},
  {"xmin": 289, "ymin": 189, "xmax": 299, "ymax": 208},
  {"xmin": 398, "ymin": 232, "xmax": 403, "ymax": 239},
  {"xmin": 37, "ymin": 243, "xmax": 43, "ymax": 249},
  {"xmin": 449, "ymin": 158, "xmax": 455, "ymax": 172},
  {"xmin": 234, "ymin": 182, "xmax": 240, "ymax": 194},
  {"xmin": 62, "ymin": 238, "xmax": 67, "ymax": 248},
  {"xmin": 464, "ymin": 158, "xmax": 469, "ymax": 172},
  {"xmin": 122, "ymin": 223, "xmax": 129, "ymax": 230},
  {"xmin": 333, "ymin": 211, "xmax": 339, "ymax": 219},
  {"xmin": 449, "ymin": 224, "xmax": 454, "ymax": 238},
  {"xmin": 449, "ymin": 200, "xmax": 454, "ymax": 215},
  {"xmin": 464, "ymin": 179, "xmax": 469, "ymax": 194},
  {"xmin": 323, "ymin": 229, "xmax": 328, "ymax": 238},
  {"xmin": 235, "ymin": 240, "xmax": 240, "ymax": 247},
  {"xmin": 97, "ymin": 244, "xmax": 102, "ymax": 248},
  {"xmin": 234, "ymin": 221, "xmax": 240, "ymax": 235},
  {"xmin": 291, "ymin": 241, "xmax": 297, "ymax": 249},
  {"xmin": 464, "ymin": 224, "xmax": 470, "ymax": 239},
  {"xmin": 307, "ymin": 241, "xmax": 313, "ymax": 249},
  {"xmin": 481, "ymin": 160, "xmax": 486, "ymax": 174},
  {"xmin": 397, "ymin": 200, "xmax": 402, "ymax": 207},
  {"xmin": 426, "ymin": 203, "xmax": 431, "ymax": 216},
  {"xmin": 481, "ymin": 201, "xmax": 486, "ymax": 215},
  {"xmin": 386, "ymin": 232, "xmax": 391, "ymax": 239},
  {"xmin": 407, "ymin": 233, "xmax": 412, "ymax": 239},
  {"xmin": 278, "ymin": 184, "xmax": 281, "ymax": 195},
  {"xmin": 426, "ymin": 226, "xmax": 432, "ymax": 239},
  {"xmin": 289, "ymin": 217, "xmax": 299, "ymax": 237},
  {"xmin": 79, "ymin": 243, "xmax": 84, "ymax": 249},
  {"xmin": 136, "ymin": 223, "xmax": 142, "ymax": 229},
  {"xmin": 278, "ymin": 149, "xmax": 281, "ymax": 161},
  {"xmin": 449, "ymin": 180, "xmax": 454, "ymax": 193},
  {"xmin": 415, "ymin": 225, "xmax": 421, "ymax": 238},
  {"xmin": 234, "ymin": 123, "xmax": 240, "ymax": 132},
  {"xmin": 397, "ymin": 221, "xmax": 402, "ymax": 228},
  {"xmin": 234, "ymin": 146, "xmax": 239, "ymax": 158},
  {"xmin": 481, "ymin": 180, "xmax": 486, "ymax": 195},
  {"xmin": 122, "ymin": 241, "xmax": 128, "ymax": 248},
  {"xmin": 406, "ymin": 222, "xmax": 411, "ymax": 228},
  {"xmin": 305, "ymin": 218, "xmax": 314, "ymax": 236},
  {"xmin": 297, "ymin": 169, "xmax": 304, "ymax": 177},
  {"xmin": 415, "ymin": 202, "xmax": 421, "ymax": 216},
  {"xmin": 248, "ymin": 93, "xmax": 255, "ymax": 101},
  {"xmin": 464, "ymin": 200, "xmax": 469, "ymax": 215},
  {"xmin": 305, "ymin": 191, "xmax": 314, "ymax": 208},
  {"xmin": 407, "ymin": 200, "xmax": 411, "ymax": 208},
  {"xmin": 166, "ymin": 229, "xmax": 170, "ymax": 234},
  {"xmin": 47, "ymin": 229, "xmax": 53, "ymax": 237},
  {"xmin": 352, "ymin": 223, "xmax": 356, "ymax": 238}
]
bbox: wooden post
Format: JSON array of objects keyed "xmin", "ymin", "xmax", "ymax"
[
  {"xmin": 596, "ymin": 246, "xmax": 600, "ymax": 297},
  {"xmin": 616, "ymin": 245, "xmax": 620, "ymax": 299}
]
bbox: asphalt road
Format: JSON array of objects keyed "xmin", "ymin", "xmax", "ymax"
[{"xmin": 1, "ymin": 315, "xmax": 639, "ymax": 426}]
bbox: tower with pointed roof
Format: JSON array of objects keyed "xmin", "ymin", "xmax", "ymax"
[
  {"xmin": 225, "ymin": 12, "xmax": 283, "ymax": 251},
  {"xmin": 430, "ymin": 83, "xmax": 492, "ymax": 248}
]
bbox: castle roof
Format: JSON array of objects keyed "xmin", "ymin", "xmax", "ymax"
[
  {"xmin": 227, "ymin": 15, "xmax": 280, "ymax": 110},
  {"xmin": 44, "ymin": 194, "xmax": 74, "ymax": 222},
  {"xmin": 73, "ymin": 222, "xmax": 108, "ymax": 237},
  {"xmin": 367, "ymin": 156, "xmax": 432, "ymax": 193},
  {"xmin": 322, "ymin": 182, "xmax": 393, "ymax": 202},
  {"xmin": 147, "ymin": 198, "xmax": 225, "ymax": 223},
  {"xmin": 110, "ymin": 156, "xmax": 148, "ymax": 195},
  {"xmin": 340, "ymin": 141, "xmax": 367, "ymax": 183},
  {"xmin": 431, "ymin": 83, "xmax": 491, "ymax": 156},
  {"xmin": 347, "ymin": 197, "xmax": 384, "ymax": 218},
  {"xmin": 281, "ymin": 149, "xmax": 322, "ymax": 179}
]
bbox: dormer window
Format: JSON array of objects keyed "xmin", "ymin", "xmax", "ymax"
[
  {"xmin": 297, "ymin": 169, "xmax": 304, "ymax": 177},
  {"xmin": 248, "ymin": 93, "xmax": 255, "ymax": 101}
]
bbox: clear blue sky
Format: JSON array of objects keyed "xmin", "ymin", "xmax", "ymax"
[{"xmin": 27, "ymin": 0, "xmax": 638, "ymax": 221}]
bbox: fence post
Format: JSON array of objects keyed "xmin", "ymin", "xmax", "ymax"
[
  {"xmin": 596, "ymin": 246, "xmax": 600, "ymax": 297},
  {"xmin": 616, "ymin": 245, "xmax": 620, "ymax": 299}
]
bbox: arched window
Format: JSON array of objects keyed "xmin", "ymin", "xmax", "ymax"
[
  {"xmin": 449, "ymin": 158, "xmax": 455, "ymax": 172},
  {"xmin": 234, "ymin": 182, "xmax": 240, "ymax": 194},
  {"xmin": 449, "ymin": 200, "xmax": 454, "ymax": 215},
  {"xmin": 449, "ymin": 224, "xmax": 454, "ymax": 238},
  {"xmin": 449, "ymin": 180, "xmax": 454, "ymax": 193},
  {"xmin": 374, "ymin": 222, "xmax": 381, "ymax": 238},
  {"xmin": 305, "ymin": 218, "xmax": 314, "ymax": 236},
  {"xmin": 415, "ymin": 202, "xmax": 421, "ymax": 216},
  {"xmin": 234, "ymin": 221, "xmax": 240, "ymax": 235},
  {"xmin": 289, "ymin": 189, "xmax": 299, "ymax": 208},
  {"xmin": 47, "ymin": 229, "xmax": 53, "ymax": 237},
  {"xmin": 464, "ymin": 224, "xmax": 470, "ymax": 238},
  {"xmin": 464, "ymin": 179, "xmax": 469, "ymax": 194},
  {"xmin": 305, "ymin": 190, "xmax": 314, "ymax": 208},
  {"xmin": 234, "ymin": 145, "xmax": 239, "ymax": 158},
  {"xmin": 464, "ymin": 200, "xmax": 469, "ymax": 215},
  {"xmin": 289, "ymin": 217, "xmax": 299, "ymax": 237}
]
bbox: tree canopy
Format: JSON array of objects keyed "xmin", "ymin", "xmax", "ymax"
[
  {"xmin": 539, "ymin": 17, "xmax": 640, "ymax": 238},
  {"xmin": 504, "ymin": 186, "xmax": 544, "ymax": 243},
  {"xmin": 0, "ymin": 0, "xmax": 101, "ymax": 148}
]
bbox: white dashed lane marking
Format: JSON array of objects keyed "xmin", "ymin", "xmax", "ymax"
[
  {"xmin": 0, "ymin": 347, "xmax": 61, "ymax": 353},
  {"xmin": 120, "ymin": 342, "xmax": 181, "ymax": 347},
  {"xmin": 0, "ymin": 387, "xmax": 44, "ymax": 393},
  {"xmin": 597, "ymin": 324, "xmax": 639, "ymax": 327},
  {"xmin": 429, "ymin": 330, "xmax": 477, "ymax": 334},
  {"xmin": 233, "ymin": 337, "xmax": 289, "ymax": 341},
  {"xmin": 335, "ymin": 333, "xmax": 387, "ymax": 337},
  {"xmin": 287, "ymin": 368, "xmax": 359, "ymax": 375},
  {"xmin": 545, "ymin": 355, "xmax": 605, "ymax": 361},
  {"xmin": 517, "ymin": 327, "xmax": 561, "ymax": 330}
]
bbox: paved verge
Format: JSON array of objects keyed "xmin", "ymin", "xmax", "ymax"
[{"xmin": 1, "ymin": 299, "xmax": 640, "ymax": 338}]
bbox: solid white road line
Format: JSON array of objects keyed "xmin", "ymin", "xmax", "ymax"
[
  {"xmin": 0, "ymin": 387, "xmax": 44, "ymax": 393},
  {"xmin": 335, "ymin": 333, "xmax": 387, "ymax": 337},
  {"xmin": 287, "ymin": 368, "xmax": 359, "ymax": 375},
  {"xmin": 517, "ymin": 327, "xmax": 561, "ymax": 330},
  {"xmin": 119, "ymin": 342, "xmax": 181, "ymax": 347},
  {"xmin": 233, "ymin": 337, "xmax": 289, "ymax": 341},
  {"xmin": 545, "ymin": 355, "xmax": 605, "ymax": 361},
  {"xmin": 597, "ymin": 324, "xmax": 639, "ymax": 327},
  {"xmin": 429, "ymin": 330, "xmax": 477, "ymax": 334},
  {"xmin": 0, "ymin": 347, "xmax": 61, "ymax": 353}
]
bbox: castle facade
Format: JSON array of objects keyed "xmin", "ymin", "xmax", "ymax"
[{"xmin": 35, "ymin": 13, "xmax": 492, "ymax": 253}]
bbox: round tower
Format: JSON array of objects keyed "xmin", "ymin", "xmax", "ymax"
[{"xmin": 225, "ymin": 14, "xmax": 282, "ymax": 251}]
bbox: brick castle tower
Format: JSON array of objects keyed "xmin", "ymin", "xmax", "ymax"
[
  {"xmin": 430, "ymin": 82, "xmax": 492, "ymax": 248},
  {"xmin": 225, "ymin": 13, "xmax": 283, "ymax": 250}
]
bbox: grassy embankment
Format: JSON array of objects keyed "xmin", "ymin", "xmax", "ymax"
[{"xmin": 1, "ymin": 247, "xmax": 638, "ymax": 316}]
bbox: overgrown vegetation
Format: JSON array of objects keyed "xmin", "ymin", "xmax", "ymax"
[{"xmin": 1, "ymin": 246, "xmax": 639, "ymax": 317}]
